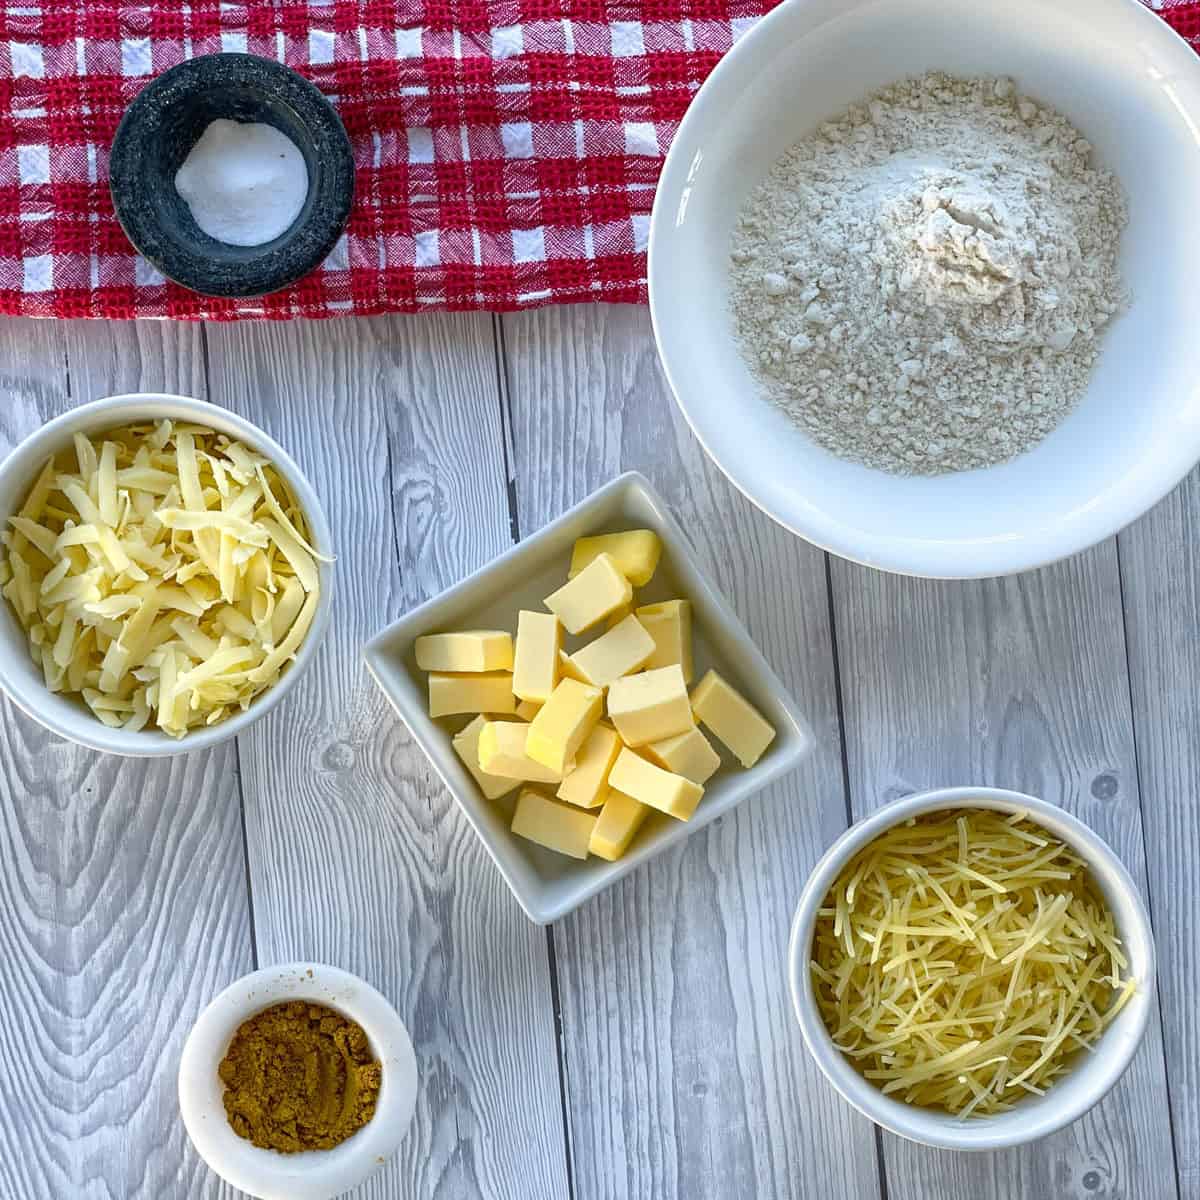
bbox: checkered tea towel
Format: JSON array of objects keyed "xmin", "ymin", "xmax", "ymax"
[{"xmin": 0, "ymin": 0, "xmax": 1197, "ymax": 320}]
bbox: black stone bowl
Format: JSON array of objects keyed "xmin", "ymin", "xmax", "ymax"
[{"xmin": 109, "ymin": 53, "xmax": 355, "ymax": 298}]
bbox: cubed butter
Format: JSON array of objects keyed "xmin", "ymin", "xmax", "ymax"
[
  {"xmin": 415, "ymin": 630, "xmax": 513, "ymax": 673},
  {"xmin": 646, "ymin": 726, "xmax": 721, "ymax": 785},
  {"xmin": 608, "ymin": 747, "xmax": 703, "ymax": 821},
  {"xmin": 605, "ymin": 604, "xmax": 634, "ymax": 630},
  {"xmin": 515, "ymin": 699, "xmax": 542, "ymax": 721},
  {"xmin": 544, "ymin": 552, "xmax": 633, "ymax": 635},
  {"xmin": 477, "ymin": 721, "xmax": 562, "ymax": 783},
  {"xmin": 559, "ymin": 649, "xmax": 590, "ymax": 684},
  {"xmin": 557, "ymin": 723, "xmax": 622, "ymax": 809},
  {"xmin": 512, "ymin": 610, "xmax": 561, "ymax": 702},
  {"xmin": 690, "ymin": 669, "xmax": 776, "ymax": 767},
  {"xmin": 589, "ymin": 788, "xmax": 650, "ymax": 861},
  {"xmin": 569, "ymin": 530, "xmax": 662, "ymax": 587},
  {"xmin": 636, "ymin": 599, "xmax": 694, "ymax": 683},
  {"xmin": 606, "ymin": 664, "xmax": 694, "ymax": 747},
  {"xmin": 526, "ymin": 678, "xmax": 604, "ymax": 773},
  {"xmin": 511, "ymin": 789, "xmax": 598, "ymax": 860},
  {"xmin": 428, "ymin": 671, "xmax": 516, "ymax": 718},
  {"xmin": 452, "ymin": 715, "xmax": 519, "ymax": 801},
  {"xmin": 569, "ymin": 614, "xmax": 655, "ymax": 689}
]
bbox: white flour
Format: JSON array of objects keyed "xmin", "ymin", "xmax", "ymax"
[
  {"xmin": 175, "ymin": 119, "xmax": 309, "ymax": 247},
  {"xmin": 729, "ymin": 73, "xmax": 1128, "ymax": 475}
]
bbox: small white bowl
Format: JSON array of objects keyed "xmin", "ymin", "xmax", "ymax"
[
  {"xmin": 649, "ymin": 0, "xmax": 1200, "ymax": 577},
  {"xmin": 179, "ymin": 962, "xmax": 418, "ymax": 1200},
  {"xmin": 0, "ymin": 393, "xmax": 334, "ymax": 756},
  {"xmin": 364, "ymin": 471, "xmax": 815, "ymax": 924},
  {"xmin": 787, "ymin": 787, "xmax": 1156, "ymax": 1150}
]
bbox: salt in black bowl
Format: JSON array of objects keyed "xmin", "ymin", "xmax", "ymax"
[{"xmin": 109, "ymin": 53, "xmax": 355, "ymax": 299}]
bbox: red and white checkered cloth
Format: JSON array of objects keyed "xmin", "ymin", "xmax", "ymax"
[{"xmin": 0, "ymin": 1, "xmax": 1197, "ymax": 320}]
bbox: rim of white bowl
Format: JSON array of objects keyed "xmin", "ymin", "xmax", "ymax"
[
  {"xmin": 178, "ymin": 962, "xmax": 418, "ymax": 1200},
  {"xmin": 787, "ymin": 787, "xmax": 1157, "ymax": 1150},
  {"xmin": 0, "ymin": 393, "xmax": 334, "ymax": 756},
  {"xmin": 648, "ymin": 0, "xmax": 1200, "ymax": 578}
]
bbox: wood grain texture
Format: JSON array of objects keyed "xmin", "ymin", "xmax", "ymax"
[
  {"xmin": 0, "ymin": 319, "xmax": 251, "ymax": 1200},
  {"xmin": 830, "ymin": 544, "xmax": 1180, "ymax": 1200},
  {"xmin": 62, "ymin": 320, "xmax": 207, "ymax": 404},
  {"xmin": 3, "ymin": 303, "xmax": 1192, "ymax": 1200},
  {"xmin": 1119, "ymin": 475, "xmax": 1200, "ymax": 1200},
  {"xmin": 203, "ymin": 314, "xmax": 570, "ymax": 1200},
  {"xmin": 500, "ymin": 304, "xmax": 881, "ymax": 1200}
]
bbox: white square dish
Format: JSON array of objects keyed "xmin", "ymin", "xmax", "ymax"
[{"xmin": 363, "ymin": 471, "xmax": 814, "ymax": 923}]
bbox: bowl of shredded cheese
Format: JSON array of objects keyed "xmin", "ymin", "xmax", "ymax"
[
  {"xmin": 0, "ymin": 394, "xmax": 334, "ymax": 756},
  {"xmin": 788, "ymin": 787, "xmax": 1155, "ymax": 1150}
]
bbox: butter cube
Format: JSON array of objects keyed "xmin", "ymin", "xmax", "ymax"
[
  {"xmin": 511, "ymin": 789, "xmax": 598, "ymax": 860},
  {"xmin": 691, "ymin": 669, "xmax": 776, "ymax": 767},
  {"xmin": 429, "ymin": 672, "xmax": 516, "ymax": 718},
  {"xmin": 608, "ymin": 748, "xmax": 703, "ymax": 821},
  {"xmin": 512, "ymin": 610, "xmax": 561, "ymax": 702},
  {"xmin": 559, "ymin": 649, "xmax": 590, "ymax": 684},
  {"xmin": 452, "ymin": 715, "xmax": 519, "ymax": 801},
  {"xmin": 544, "ymin": 553, "xmax": 633, "ymax": 635},
  {"xmin": 477, "ymin": 721, "xmax": 563, "ymax": 783},
  {"xmin": 646, "ymin": 726, "xmax": 721, "ymax": 785},
  {"xmin": 569, "ymin": 530, "xmax": 662, "ymax": 587},
  {"xmin": 606, "ymin": 664, "xmax": 694, "ymax": 747},
  {"xmin": 589, "ymin": 788, "xmax": 650, "ymax": 861},
  {"xmin": 605, "ymin": 604, "xmax": 634, "ymax": 630},
  {"xmin": 569, "ymin": 614, "xmax": 655, "ymax": 689},
  {"xmin": 527, "ymin": 678, "xmax": 604, "ymax": 773},
  {"xmin": 415, "ymin": 630, "xmax": 513, "ymax": 673},
  {"xmin": 557, "ymin": 723, "xmax": 622, "ymax": 809},
  {"xmin": 515, "ymin": 699, "xmax": 542, "ymax": 721},
  {"xmin": 636, "ymin": 600, "xmax": 694, "ymax": 683}
]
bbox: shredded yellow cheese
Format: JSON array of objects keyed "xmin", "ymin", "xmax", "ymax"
[
  {"xmin": 811, "ymin": 808, "xmax": 1135, "ymax": 1118},
  {"xmin": 1, "ymin": 420, "xmax": 330, "ymax": 738}
]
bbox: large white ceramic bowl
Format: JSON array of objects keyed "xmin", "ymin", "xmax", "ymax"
[
  {"xmin": 788, "ymin": 787, "xmax": 1156, "ymax": 1150},
  {"xmin": 649, "ymin": 0, "xmax": 1200, "ymax": 577},
  {"xmin": 0, "ymin": 394, "xmax": 334, "ymax": 756},
  {"xmin": 179, "ymin": 962, "xmax": 418, "ymax": 1200}
]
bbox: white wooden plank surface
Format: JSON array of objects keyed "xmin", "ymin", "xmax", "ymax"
[
  {"xmin": 1119, "ymin": 475, "xmax": 1200, "ymax": 1200},
  {"xmin": 0, "ymin": 319, "xmax": 251, "ymax": 1199},
  {"xmin": 829, "ymin": 546, "xmax": 1180, "ymax": 1200},
  {"xmin": 202, "ymin": 315, "xmax": 571, "ymax": 1200},
  {"xmin": 500, "ymin": 304, "xmax": 882, "ymax": 1200},
  {"xmin": 0, "ymin": 308, "xmax": 1193, "ymax": 1200}
]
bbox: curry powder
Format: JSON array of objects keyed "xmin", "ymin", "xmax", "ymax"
[{"xmin": 218, "ymin": 1000, "xmax": 382, "ymax": 1153}]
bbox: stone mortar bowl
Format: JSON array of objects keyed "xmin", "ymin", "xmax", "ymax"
[{"xmin": 109, "ymin": 52, "xmax": 355, "ymax": 298}]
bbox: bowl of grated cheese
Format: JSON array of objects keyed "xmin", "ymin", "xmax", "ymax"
[
  {"xmin": 0, "ymin": 394, "xmax": 334, "ymax": 756},
  {"xmin": 788, "ymin": 786, "xmax": 1155, "ymax": 1149}
]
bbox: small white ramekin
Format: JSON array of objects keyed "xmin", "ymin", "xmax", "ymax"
[
  {"xmin": 0, "ymin": 393, "xmax": 334, "ymax": 756},
  {"xmin": 179, "ymin": 962, "xmax": 418, "ymax": 1200},
  {"xmin": 788, "ymin": 786, "xmax": 1156, "ymax": 1150}
]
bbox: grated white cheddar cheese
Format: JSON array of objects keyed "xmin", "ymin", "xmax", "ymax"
[
  {"xmin": 1, "ymin": 419, "xmax": 329, "ymax": 738},
  {"xmin": 811, "ymin": 808, "xmax": 1135, "ymax": 1118}
]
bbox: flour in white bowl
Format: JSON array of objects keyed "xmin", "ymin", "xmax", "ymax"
[{"xmin": 728, "ymin": 73, "xmax": 1128, "ymax": 475}]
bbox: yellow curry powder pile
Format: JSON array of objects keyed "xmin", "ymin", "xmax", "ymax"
[{"xmin": 218, "ymin": 1001, "xmax": 382, "ymax": 1153}]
